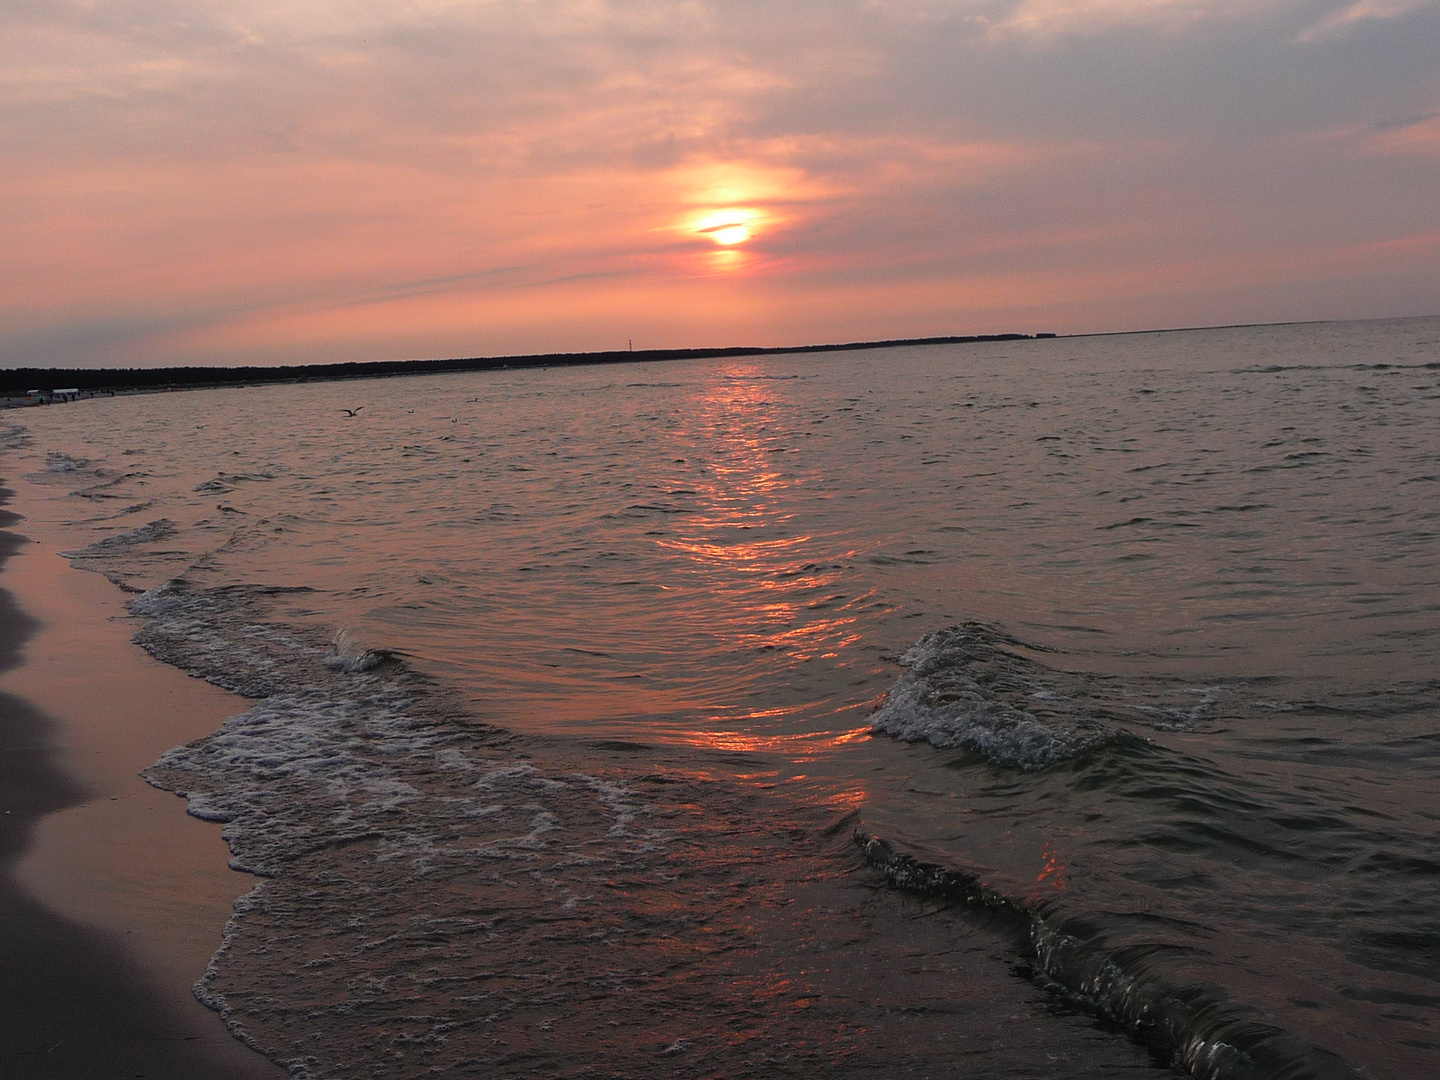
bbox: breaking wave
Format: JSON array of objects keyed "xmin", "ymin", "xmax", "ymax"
[
  {"xmin": 324, "ymin": 628, "xmax": 391, "ymax": 673},
  {"xmin": 869, "ymin": 623, "xmax": 1226, "ymax": 769},
  {"xmin": 856, "ymin": 833, "xmax": 1365, "ymax": 1080},
  {"xmin": 869, "ymin": 623, "xmax": 1120, "ymax": 768}
]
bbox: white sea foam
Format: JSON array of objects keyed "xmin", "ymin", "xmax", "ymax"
[
  {"xmin": 45, "ymin": 451, "xmax": 86, "ymax": 472},
  {"xmin": 1130, "ymin": 687, "xmax": 1222, "ymax": 730},
  {"xmin": 869, "ymin": 623, "xmax": 1113, "ymax": 769},
  {"xmin": 127, "ymin": 585, "xmax": 668, "ymax": 875},
  {"xmin": 323, "ymin": 628, "xmax": 386, "ymax": 673},
  {"xmin": 60, "ymin": 518, "xmax": 177, "ymax": 558},
  {"xmin": 869, "ymin": 625, "xmax": 1231, "ymax": 768}
]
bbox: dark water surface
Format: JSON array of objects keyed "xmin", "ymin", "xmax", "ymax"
[{"xmin": 9, "ymin": 317, "xmax": 1440, "ymax": 1077}]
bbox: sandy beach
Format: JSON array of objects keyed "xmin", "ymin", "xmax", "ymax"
[{"xmin": 0, "ymin": 478, "xmax": 281, "ymax": 1079}]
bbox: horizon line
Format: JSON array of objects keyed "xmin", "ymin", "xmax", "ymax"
[{"xmin": 3, "ymin": 313, "xmax": 1435, "ymax": 397}]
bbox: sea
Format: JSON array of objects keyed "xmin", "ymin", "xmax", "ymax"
[{"xmin": 5, "ymin": 316, "xmax": 1439, "ymax": 1079}]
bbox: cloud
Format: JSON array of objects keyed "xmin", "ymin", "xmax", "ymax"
[
  {"xmin": 980, "ymin": 0, "xmax": 1274, "ymax": 40},
  {"xmin": 1366, "ymin": 112, "xmax": 1440, "ymax": 154},
  {"xmin": 886, "ymin": 0, "xmax": 1440, "ymax": 43},
  {"xmin": 1, "ymin": 0, "xmax": 1438, "ymax": 365},
  {"xmin": 1298, "ymin": 0, "xmax": 1439, "ymax": 40}
]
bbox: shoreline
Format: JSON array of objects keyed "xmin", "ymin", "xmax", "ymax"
[
  {"xmin": 0, "ymin": 478, "xmax": 282, "ymax": 1078},
  {"xmin": 0, "ymin": 331, "xmax": 1047, "ymax": 400},
  {"xmin": 6, "ymin": 313, "xmax": 1434, "ymax": 405}
]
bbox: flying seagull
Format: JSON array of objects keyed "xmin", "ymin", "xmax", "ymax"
[{"xmin": 342, "ymin": 407, "xmax": 363, "ymax": 417}]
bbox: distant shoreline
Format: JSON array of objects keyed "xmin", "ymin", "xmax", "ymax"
[
  {"xmin": 10, "ymin": 312, "xmax": 1431, "ymax": 402},
  {"xmin": 0, "ymin": 332, "xmax": 1050, "ymax": 401}
]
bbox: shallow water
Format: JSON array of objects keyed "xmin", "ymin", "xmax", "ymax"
[{"xmin": 9, "ymin": 316, "xmax": 1440, "ymax": 1077}]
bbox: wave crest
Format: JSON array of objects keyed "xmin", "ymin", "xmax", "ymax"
[{"xmin": 869, "ymin": 622, "xmax": 1117, "ymax": 769}]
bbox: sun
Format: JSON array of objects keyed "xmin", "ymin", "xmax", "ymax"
[
  {"xmin": 704, "ymin": 221, "xmax": 752, "ymax": 245},
  {"xmin": 691, "ymin": 208, "xmax": 764, "ymax": 246}
]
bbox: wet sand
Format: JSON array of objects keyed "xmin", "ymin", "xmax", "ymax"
[{"xmin": 0, "ymin": 481, "xmax": 282, "ymax": 1079}]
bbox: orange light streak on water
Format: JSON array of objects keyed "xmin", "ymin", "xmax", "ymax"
[
  {"xmin": 680, "ymin": 726, "xmax": 873, "ymax": 755},
  {"xmin": 1033, "ymin": 842, "xmax": 1069, "ymax": 897},
  {"xmin": 644, "ymin": 365, "xmax": 879, "ymax": 755}
]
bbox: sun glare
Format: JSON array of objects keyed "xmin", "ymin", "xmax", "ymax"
[
  {"xmin": 691, "ymin": 208, "xmax": 764, "ymax": 247},
  {"xmin": 708, "ymin": 222, "xmax": 752, "ymax": 245}
]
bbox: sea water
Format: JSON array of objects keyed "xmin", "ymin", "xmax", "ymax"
[{"xmin": 7, "ymin": 317, "xmax": 1439, "ymax": 1078}]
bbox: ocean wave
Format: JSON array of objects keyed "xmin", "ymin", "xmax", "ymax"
[
  {"xmin": 194, "ymin": 471, "xmax": 277, "ymax": 494},
  {"xmin": 870, "ymin": 623, "xmax": 1228, "ymax": 768},
  {"xmin": 129, "ymin": 581, "xmax": 325, "ymax": 699},
  {"xmin": 60, "ymin": 517, "xmax": 177, "ymax": 558},
  {"xmin": 324, "ymin": 628, "xmax": 391, "ymax": 673},
  {"xmin": 131, "ymin": 580, "xmax": 693, "ymax": 1072},
  {"xmin": 46, "ymin": 451, "xmax": 88, "ymax": 472},
  {"xmin": 722, "ymin": 372, "xmax": 809, "ymax": 381},
  {"xmin": 125, "ymin": 581, "xmax": 1189, "ymax": 1078},
  {"xmin": 856, "ymin": 832, "xmax": 1365, "ymax": 1080},
  {"xmin": 869, "ymin": 623, "xmax": 1119, "ymax": 769}
]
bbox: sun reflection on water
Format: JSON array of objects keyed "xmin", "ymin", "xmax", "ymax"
[
  {"xmin": 653, "ymin": 365, "xmax": 880, "ymax": 757},
  {"xmin": 685, "ymin": 726, "xmax": 874, "ymax": 755}
]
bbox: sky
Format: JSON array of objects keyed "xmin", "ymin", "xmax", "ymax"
[{"xmin": 3, "ymin": 0, "xmax": 1438, "ymax": 368}]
